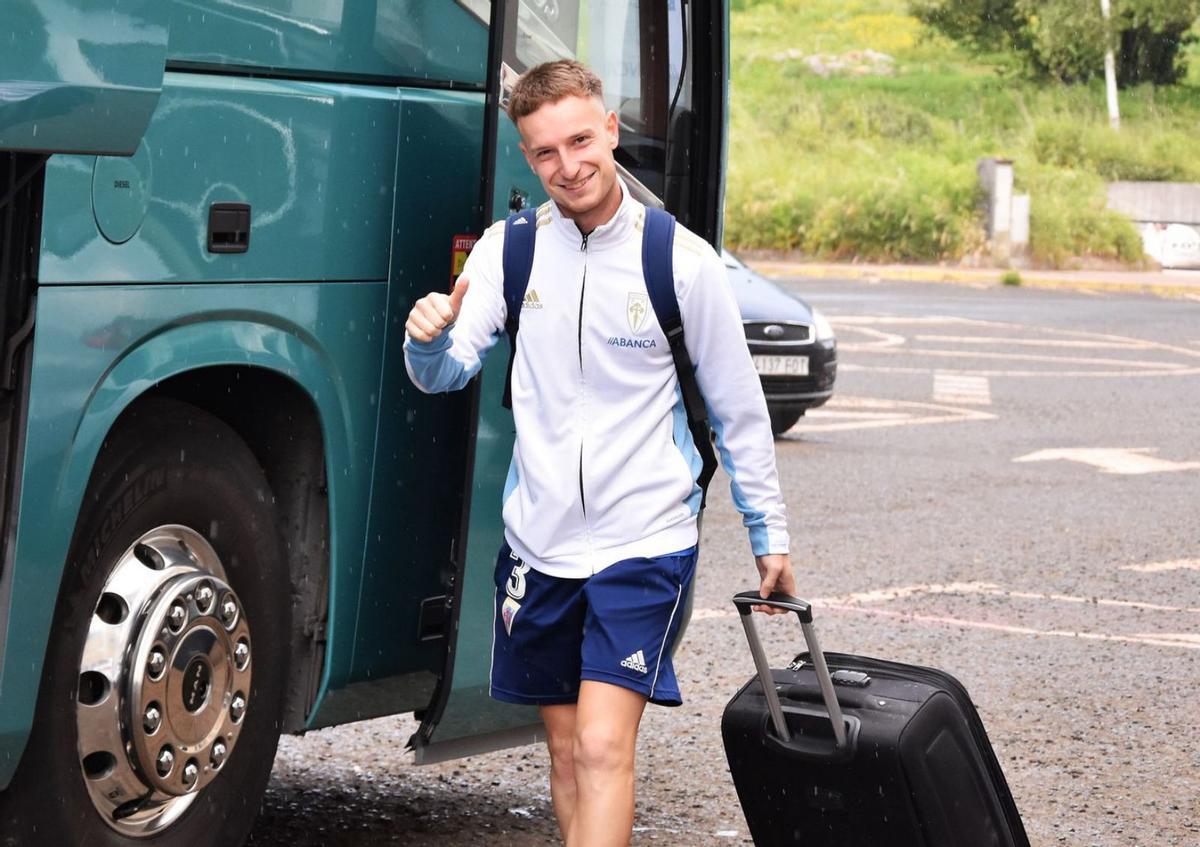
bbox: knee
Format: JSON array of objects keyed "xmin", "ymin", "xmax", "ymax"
[
  {"xmin": 546, "ymin": 731, "xmax": 575, "ymax": 776},
  {"xmin": 572, "ymin": 723, "xmax": 632, "ymax": 776}
]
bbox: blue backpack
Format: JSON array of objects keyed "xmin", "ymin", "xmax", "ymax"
[{"xmin": 499, "ymin": 205, "xmax": 718, "ymax": 507}]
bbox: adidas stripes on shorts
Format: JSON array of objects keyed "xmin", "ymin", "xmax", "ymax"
[{"xmin": 489, "ymin": 542, "xmax": 698, "ymax": 707}]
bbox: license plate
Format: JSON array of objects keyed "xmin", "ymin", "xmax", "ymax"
[{"xmin": 753, "ymin": 354, "xmax": 808, "ymax": 376}]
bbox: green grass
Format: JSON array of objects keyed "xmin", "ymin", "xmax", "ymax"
[{"xmin": 725, "ymin": 0, "xmax": 1200, "ymax": 266}]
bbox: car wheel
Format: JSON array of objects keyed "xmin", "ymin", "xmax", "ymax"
[
  {"xmin": 0, "ymin": 398, "xmax": 289, "ymax": 845},
  {"xmin": 768, "ymin": 406, "xmax": 804, "ymax": 437}
]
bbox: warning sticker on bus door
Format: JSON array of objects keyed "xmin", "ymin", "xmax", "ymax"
[{"xmin": 450, "ymin": 234, "xmax": 479, "ymax": 290}]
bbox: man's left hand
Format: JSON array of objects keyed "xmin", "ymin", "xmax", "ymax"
[{"xmin": 753, "ymin": 553, "xmax": 795, "ymax": 615}]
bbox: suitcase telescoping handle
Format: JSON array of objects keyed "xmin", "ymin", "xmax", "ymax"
[{"xmin": 732, "ymin": 591, "xmax": 848, "ymax": 750}]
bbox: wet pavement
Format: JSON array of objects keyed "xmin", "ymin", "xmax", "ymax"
[{"xmin": 249, "ymin": 278, "xmax": 1200, "ymax": 846}]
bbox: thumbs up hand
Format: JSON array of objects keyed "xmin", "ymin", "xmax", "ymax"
[{"xmin": 407, "ymin": 276, "xmax": 470, "ymax": 343}]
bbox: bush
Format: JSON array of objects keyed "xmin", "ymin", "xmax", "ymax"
[
  {"xmin": 724, "ymin": 147, "xmax": 985, "ymax": 261},
  {"xmin": 1032, "ymin": 118, "xmax": 1200, "ymax": 180},
  {"xmin": 1022, "ymin": 166, "xmax": 1146, "ymax": 264},
  {"xmin": 908, "ymin": 0, "xmax": 1029, "ymax": 53},
  {"xmin": 726, "ymin": 0, "xmax": 1194, "ymax": 266},
  {"xmin": 911, "ymin": 0, "xmax": 1200, "ymax": 85}
]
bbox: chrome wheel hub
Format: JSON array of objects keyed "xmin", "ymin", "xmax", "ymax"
[{"xmin": 76, "ymin": 526, "xmax": 252, "ymax": 837}]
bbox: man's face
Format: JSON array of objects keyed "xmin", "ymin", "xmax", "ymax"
[{"xmin": 517, "ymin": 94, "xmax": 619, "ymax": 223}]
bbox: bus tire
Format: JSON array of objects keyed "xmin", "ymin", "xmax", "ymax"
[{"xmin": 0, "ymin": 397, "xmax": 289, "ymax": 845}]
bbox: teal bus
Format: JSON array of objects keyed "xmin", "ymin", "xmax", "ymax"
[{"xmin": 0, "ymin": 0, "xmax": 727, "ymax": 842}]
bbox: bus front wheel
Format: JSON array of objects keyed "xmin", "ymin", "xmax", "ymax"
[{"xmin": 0, "ymin": 398, "xmax": 289, "ymax": 844}]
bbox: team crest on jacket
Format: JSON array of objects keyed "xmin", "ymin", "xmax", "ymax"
[{"xmin": 627, "ymin": 292, "xmax": 649, "ymax": 334}]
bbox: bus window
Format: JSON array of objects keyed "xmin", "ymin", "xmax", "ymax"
[
  {"xmin": 507, "ymin": 0, "xmax": 672, "ymax": 201},
  {"xmin": 454, "ymin": 0, "xmax": 489, "ymax": 24}
]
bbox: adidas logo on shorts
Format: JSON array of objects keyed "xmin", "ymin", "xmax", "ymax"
[{"xmin": 620, "ymin": 649, "xmax": 648, "ymax": 674}]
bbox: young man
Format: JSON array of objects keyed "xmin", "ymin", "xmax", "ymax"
[{"xmin": 404, "ymin": 60, "xmax": 794, "ymax": 847}]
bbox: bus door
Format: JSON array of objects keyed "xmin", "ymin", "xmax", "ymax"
[{"xmin": 412, "ymin": 0, "xmax": 727, "ymax": 763}]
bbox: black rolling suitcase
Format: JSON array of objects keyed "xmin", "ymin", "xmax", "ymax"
[{"xmin": 721, "ymin": 591, "xmax": 1029, "ymax": 847}]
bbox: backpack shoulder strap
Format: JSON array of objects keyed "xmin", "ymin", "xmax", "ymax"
[
  {"xmin": 641, "ymin": 207, "xmax": 718, "ymax": 508},
  {"xmin": 501, "ymin": 207, "xmax": 537, "ymax": 410}
]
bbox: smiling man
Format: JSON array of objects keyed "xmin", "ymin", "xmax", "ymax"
[{"xmin": 403, "ymin": 60, "xmax": 793, "ymax": 847}]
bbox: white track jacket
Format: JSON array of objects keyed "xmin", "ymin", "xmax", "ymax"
[{"xmin": 405, "ymin": 182, "xmax": 789, "ymax": 578}]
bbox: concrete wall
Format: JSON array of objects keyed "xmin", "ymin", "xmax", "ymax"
[
  {"xmin": 1106, "ymin": 182, "xmax": 1200, "ymax": 269},
  {"xmin": 1107, "ymin": 182, "xmax": 1200, "ymax": 226}
]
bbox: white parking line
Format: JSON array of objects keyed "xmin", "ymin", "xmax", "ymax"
[
  {"xmin": 1121, "ymin": 559, "xmax": 1200, "ymax": 573},
  {"xmin": 801, "ymin": 396, "xmax": 995, "ymax": 432},
  {"xmin": 832, "ymin": 316, "xmax": 971, "ymax": 325},
  {"xmin": 933, "ymin": 372, "xmax": 992, "ymax": 405},
  {"xmin": 915, "ymin": 335, "xmax": 1147, "ymax": 350},
  {"xmin": 970, "ymin": 586, "xmax": 1200, "ymax": 615},
  {"xmin": 692, "ymin": 579, "xmax": 1200, "ymax": 626},
  {"xmin": 835, "ymin": 316, "xmax": 1200, "ymax": 360},
  {"xmin": 1013, "ymin": 447, "xmax": 1200, "ymax": 475},
  {"xmin": 862, "ymin": 346, "xmax": 1192, "ymax": 371},
  {"xmin": 818, "ymin": 581, "xmax": 996, "ymax": 605},
  {"xmin": 821, "ymin": 581, "xmax": 1200, "ymax": 614},
  {"xmin": 821, "ymin": 604, "xmax": 1200, "ymax": 651},
  {"xmin": 831, "ymin": 315, "xmax": 1200, "ymax": 378},
  {"xmin": 690, "ymin": 608, "xmax": 736, "ymax": 621},
  {"xmin": 840, "ymin": 325, "xmax": 906, "ymax": 350},
  {"xmin": 840, "ymin": 363, "xmax": 1200, "ymax": 378},
  {"xmin": 1141, "ymin": 633, "xmax": 1200, "ymax": 647},
  {"xmin": 691, "ymin": 603, "xmax": 1200, "ymax": 651}
]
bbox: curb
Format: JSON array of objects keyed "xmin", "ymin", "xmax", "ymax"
[{"xmin": 747, "ymin": 262, "xmax": 1200, "ymax": 301}]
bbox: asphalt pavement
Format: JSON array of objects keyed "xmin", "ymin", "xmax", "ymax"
[{"xmin": 249, "ymin": 275, "xmax": 1200, "ymax": 846}]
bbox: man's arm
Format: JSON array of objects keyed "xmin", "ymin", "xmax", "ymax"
[
  {"xmin": 404, "ymin": 222, "xmax": 506, "ymax": 393},
  {"xmin": 678, "ymin": 244, "xmax": 794, "ymax": 614}
]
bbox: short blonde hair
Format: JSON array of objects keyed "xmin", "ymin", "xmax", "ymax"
[{"xmin": 507, "ymin": 59, "xmax": 604, "ymax": 122}]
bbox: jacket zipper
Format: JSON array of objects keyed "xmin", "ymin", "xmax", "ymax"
[
  {"xmin": 577, "ymin": 259, "xmax": 586, "ymax": 516},
  {"xmin": 578, "ymin": 231, "xmax": 594, "ymax": 568}
]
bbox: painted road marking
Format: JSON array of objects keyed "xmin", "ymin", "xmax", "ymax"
[
  {"xmin": 841, "ymin": 363, "xmax": 1200, "ymax": 378},
  {"xmin": 820, "ymin": 581, "xmax": 1199, "ymax": 615},
  {"xmin": 840, "ymin": 325, "xmax": 906, "ymax": 350},
  {"xmin": 817, "ymin": 581, "xmax": 996, "ymax": 606},
  {"xmin": 1121, "ymin": 559, "xmax": 1200, "ymax": 573},
  {"xmin": 933, "ymin": 372, "xmax": 991, "ymax": 405},
  {"xmin": 694, "ymin": 604, "xmax": 1200, "ymax": 651},
  {"xmin": 821, "ymin": 604, "xmax": 1200, "ymax": 652},
  {"xmin": 800, "ymin": 396, "xmax": 995, "ymax": 433},
  {"xmin": 855, "ymin": 346, "xmax": 1191, "ymax": 372},
  {"xmin": 915, "ymin": 335, "xmax": 1148, "ymax": 350},
  {"xmin": 830, "ymin": 315, "xmax": 1200, "ymax": 379},
  {"xmin": 959, "ymin": 584, "xmax": 1200, "ymax": 614},
  {"xmin": 1013, "ymin": 447, "xmax": 1200, "ymax": 475},
  {"xmin": 835, "ymin": 316, "xmax": 1200, "ymax": 359},
  {"xmin": 691, "ymin": 581, "xmax": 1200, "ymax": 651},
  {"xmin": 690, "ymin": 608, "xmax": 735, "ymax": 621}
]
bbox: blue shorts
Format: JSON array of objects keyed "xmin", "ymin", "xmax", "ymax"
[{"xmin": 489, "ymin": 543, "xmax": 698, "ymax": 707}]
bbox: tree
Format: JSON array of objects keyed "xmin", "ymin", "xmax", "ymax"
[{"xmin": 909, "ymin": 0, "xmax": 1200, "ymax": 85}]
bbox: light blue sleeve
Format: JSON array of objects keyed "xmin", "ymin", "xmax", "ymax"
[
  {"xmin": 404, "ymin": 327, "xmax": 502, "ymax": 393},
  {"xmin": 403, "ymin": 221, "xmax": 507, "ymax": 394},
  {"xmin": 679, "ymin": 243, "xmax": 791, "ymax": 557}
]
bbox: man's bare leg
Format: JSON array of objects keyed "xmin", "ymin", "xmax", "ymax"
[
  {"xmin": 566, "ymin": 681, "xmax": 647, "ymax": 847},
  {"xmin": 540, "ymin": 703, "xmax": 579, "ymax": 840}
]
